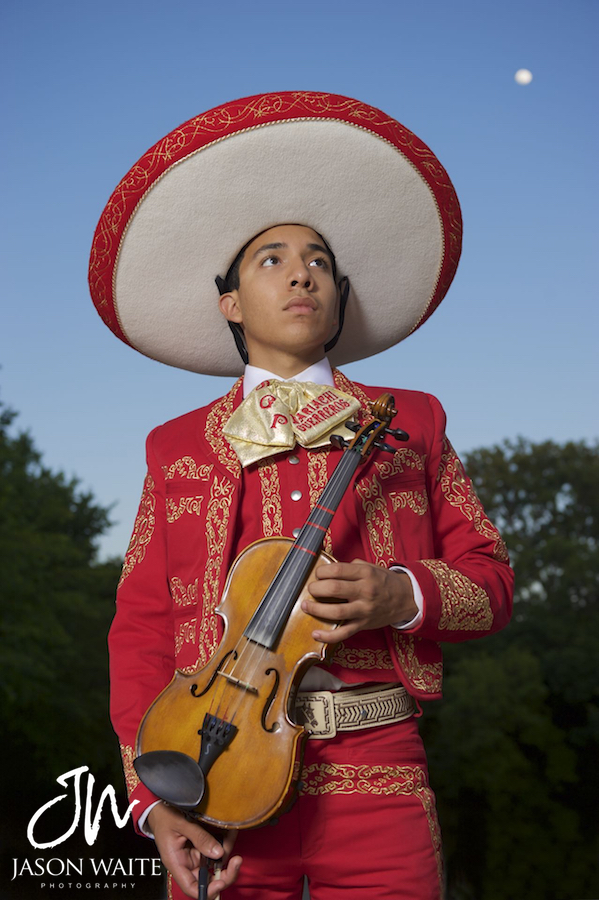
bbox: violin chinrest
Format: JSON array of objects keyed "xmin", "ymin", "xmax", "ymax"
[{"xmin": 134, "ymin": 750, "xmax": 205, "ymax": 809}]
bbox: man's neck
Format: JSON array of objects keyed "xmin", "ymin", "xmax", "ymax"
[{"xmin": 245, "ymin": 348, "xmax": 325, "ymax": 380}]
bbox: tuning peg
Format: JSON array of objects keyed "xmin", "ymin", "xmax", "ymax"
[
  {"xmin": 344, "ymin": 420, "xmax": 361, "ymax": 432},
  {"xmin": 385, "ymin": 427, "xmax": 410, "ymax": 442},
  {"xmin": 373, "ymin": 441, "xmax": 397, "ymax": 454},
  {"xmin": 330, "ymin": 434, "xmax": 350, "ymax": 450}
]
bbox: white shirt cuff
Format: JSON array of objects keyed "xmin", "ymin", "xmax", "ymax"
[
  {"xmin": 389, "ymin": 566, "xmax": 424, "ymax": 629},
  {"xmin": 137, "ymin": 800, "xmax": 162, "ymax": 838}
]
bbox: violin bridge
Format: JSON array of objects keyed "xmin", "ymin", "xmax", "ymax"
[{"xmin": 217, "ymin": 671, "xmax": 258, "ymax": 693}]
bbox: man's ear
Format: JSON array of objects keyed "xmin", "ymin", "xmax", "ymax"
[{"xmin": 219, "ymin": 290, "xmax": 243, "ymax": 324}]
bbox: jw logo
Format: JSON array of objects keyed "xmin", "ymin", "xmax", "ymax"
[{"xmin": 27, "ymin": 766, "xmax": 138, "ymax": 849}]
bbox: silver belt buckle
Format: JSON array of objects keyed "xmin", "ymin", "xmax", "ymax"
[{"xmin": 295, "ymin": 690, "xmax": 336, "ymax": 739}]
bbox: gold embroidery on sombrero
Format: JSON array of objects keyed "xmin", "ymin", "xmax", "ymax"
[
  {"xmin": 90, "ymin": 92, "xmax": 460, "ymax": 331},
  {"xmin": 196, "ymin": 475, "xmax": 235, "ymax": 667},
  {"xmin": 375, "ymin": 448, "xmax": 426, "ymax": 479},
  {"xmin": 258, "ymin": 460, "xmax": 284, "ymax": 538},
  {"xmin": 169, "ymin": 577, "xmax": 198, "ymax": 609},
  {"xmin": 356, "ymin": 474, "xmax": 395, "ymax": 567},
  {"xmin": 307, "ymin": 448, "xmax": 333, "ymax": 555},
  {"xmin": 205, "ymin": 378, "xmax": 243, "ymax": 477},
  {"xmin": 437, "ymin": 438, "xmax": 508, "ymax": 562},
  {"xmin": 166, "ymin": 495, "xmax": 204, "ymax": 523},
  {"xmin": 118, "ymin": 473, "xmax": 156, "ymax": 587},
  {"xmin": 162, "ymin": 457, "xmax": 213, "ymax": 481},
  {"xmin": 175, "ymin": 617, "xmax": 197, "ymax": 656},
  {"xmin": 391, "ymin": 632, "xmax": 443, "ymax": 694},
  {"xmin": 390, "ymin": 490, "xmax": 429, "ymax": 516},
  {"xmin": 119, "ymin": 744, "xmax": 140, "ymax": 796},
  {"xmin": 421, "ymin": 559, "xmax": 493, "ymax": 631},
  {"xmin": 331, "ymin": 643, "xmax": 395, "ymax": 670}
]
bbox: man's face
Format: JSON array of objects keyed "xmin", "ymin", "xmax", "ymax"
[{"xmin": 219, "ymin": 224, "xmax": 339, "ymax": 369}]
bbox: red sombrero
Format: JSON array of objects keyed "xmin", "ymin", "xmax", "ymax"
[{"xmin": 89, "ymin": 91, "xmax": 462, "ymax": 376}]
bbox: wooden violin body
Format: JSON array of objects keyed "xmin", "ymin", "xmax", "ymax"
[{"xmin": 136, "ymin": 537, "xmax": 337, "ymax": 830}]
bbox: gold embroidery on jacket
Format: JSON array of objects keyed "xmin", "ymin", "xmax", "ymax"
[
  {"xmin": 438, "ymin": 438, "xmax": 508, "ymax": 562},
  {"xmin": 332, "ymin": 369, "xmax": 373, "ymax": 423},
  {"xmin": 170, "ymin": 576, "xmax": 199, "ymax": 608},
  {"xmin": 196, "ymin": 475, "xmax": 235, "ymax": 666},
  {"xmin": 392, "ymin": 632, "xmax": 443, "ymax": 694},
  {"xmin": 166, "ymin": 495, "xmax": 204, "ymax": 523},
  {"xmin": 375, "ymin": 448, "xmax": 425, "ymax": 479},
  {"xmin": 390, "ymin": 490, "xmax": 429, "ymax": 516},
  {"xmin": 332, "ymin": 642, "xmax": 395, "ymax": 670},
  {"xmin": 205, "ymin": 379, "xmax": 243, "ymax": 477},
  {"xmin": 258, "ymin": 460, "xmax": 284, "ymax": 537},
  {"xmin": 118, "ymin": 473, "xmax": 156, "ymax": 587},
  {"xmin": 175, "ymin": 617, "xmax": 197, "ymax": 655},
  {"xmin": 356, "ymin": 474, "xmax": 395, "ymax": 566},
  {"xmin": 307, "ymin": 449, "xmax": 333, "ymax": 554},
  {"xmin": 163, "ymin": 457, "xmax": 213, "ymax": 481},
  {"xmin": 421, "ymin": 559, "xmax": 494, "ymax": 631},
  {"xmin": 119, "ymin": 743, "xmax": 140, "ymax": 796}
]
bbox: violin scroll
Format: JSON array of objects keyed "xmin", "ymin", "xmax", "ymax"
[{"xmin": 342, "ymin": 392, "xmax": 409, "ymax": 461}]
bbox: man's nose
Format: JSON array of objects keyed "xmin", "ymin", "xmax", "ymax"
[{"xmin": 289, "ymin": 261, "xmax": 313, "ymax": 289}]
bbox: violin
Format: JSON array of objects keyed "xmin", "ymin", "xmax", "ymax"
[{"xmin": 134, "ymin": 394, "xmax": 408, "ymax": 830}]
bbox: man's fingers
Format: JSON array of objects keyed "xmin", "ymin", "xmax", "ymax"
[
  {"xmin": 314, "ymin": 560, "xmax": 369, "ymax": 581},
  {"xmin": 313, "ymin": 621, "xmax": 360, "ymax": 643},
  {"xmin": 208, "ymin": 855, "xmax": 243, "ymax": 899},
  {"xmin": 302, "ymin": 597, "xmax": 361, "ymax": 621},
  {"xmin": 308, "ymin": 578, "xmax": 360, "ymax": 602}
]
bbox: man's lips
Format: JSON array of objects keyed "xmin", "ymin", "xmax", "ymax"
[{"xmin": 284, "ymin": 297, "xmax": 317, "ymax": 312}]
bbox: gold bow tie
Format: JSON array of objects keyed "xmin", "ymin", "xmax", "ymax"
[{"xmin": 223, "ymin": 380, "xmax": 362, "ymax": 467}]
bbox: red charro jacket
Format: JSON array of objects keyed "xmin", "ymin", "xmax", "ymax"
[{"xmin": 109, "ymin": 371, "xmax": 513, "ymax": 826}]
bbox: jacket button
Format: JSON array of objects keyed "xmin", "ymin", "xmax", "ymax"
[
  {"xmin": 291, "ymin": 490, "xmax": 302, "ymax": 501},
  {"xmin": 292, "ymin": 527, "xmax": 301, "ymax": 538},
  {"xmin": 288, "ymin": 455, "xmax": 300, "ymax": 465}
]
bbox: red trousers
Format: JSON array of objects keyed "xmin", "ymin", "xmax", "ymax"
[{"xmin": 168, "ymin": 718, "xmax": 443, "ymax": 900}]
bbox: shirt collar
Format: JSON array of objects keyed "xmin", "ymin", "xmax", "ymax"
[{"xmin": 243, "ymin": 358, "xmax": 334, "ymax": 398}]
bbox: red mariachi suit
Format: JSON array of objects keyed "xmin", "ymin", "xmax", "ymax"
[{"xmin": 109, "ymin": 369, "xmax": 513, "ymax": 842}]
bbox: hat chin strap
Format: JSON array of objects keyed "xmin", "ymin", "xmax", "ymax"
[
  {"xmin": 324, "ymin": 276, "xmax": 349, "ymax": 353},
  {"xmin": 215, "ymin": 274, "xmax": 350, "ymax": 365}
]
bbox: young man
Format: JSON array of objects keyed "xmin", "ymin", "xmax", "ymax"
[{"xmin": 89, "ymin": 92, "xmax": 513, "ymax": 900}]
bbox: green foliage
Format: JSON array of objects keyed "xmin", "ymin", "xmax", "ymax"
[
  {"xmin": 422, "ymin": 438, "xmax": 599, "ymax": 900},
  {"xmin": 0, "ymin": 401, "xmax": 122, "ymax": 782}
]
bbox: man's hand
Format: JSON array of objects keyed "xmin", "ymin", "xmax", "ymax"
[
  {"xmin": 305, "ymin": 559, "xmax": 417, "ymax": 643},
  {"xmin": 148, "ymin": 802, "xmax": 242, "ymax": 899}
]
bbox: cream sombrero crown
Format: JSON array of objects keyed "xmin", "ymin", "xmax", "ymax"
[{"xmin": 89, "ymin": 91, "xmax": 462, "ymax": 376}]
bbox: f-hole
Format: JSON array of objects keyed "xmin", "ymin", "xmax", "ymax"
[
  {"xmin": 190, "ymin": 650, "xmax": 238, "ymax": 698},
  {"xmin": 261, "ymin": 667, "xmax": 281, "ymax": 733}
]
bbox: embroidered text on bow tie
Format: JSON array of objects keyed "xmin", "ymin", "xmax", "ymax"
[{"xmin": 223, "ymin": 380, "xmax": 362, "ymax": 467}]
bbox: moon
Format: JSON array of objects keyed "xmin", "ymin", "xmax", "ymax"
[{"xmin": 514, "ymin": 69, "xmax": 533, "ymax": 85}]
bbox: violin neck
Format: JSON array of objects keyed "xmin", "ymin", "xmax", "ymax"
[{"xmin": 244, "ymin": 449, "xmax": 362, "ymax": 649}]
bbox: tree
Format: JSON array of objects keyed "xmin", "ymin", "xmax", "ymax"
[
  {"xmin": 0, "ymin": 399, "xmax": 164, "ymax": 900},
  {"xmin": 0, "ymin": 400, "xmax": 122, "ymax": 779},
  {"xmin": 421, "ymin": 439, "xmax": 599, "ymax": 900}
]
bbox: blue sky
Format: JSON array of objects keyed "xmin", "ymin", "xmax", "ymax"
[{"xmin": 1, "ymin": 0, "xmax": 597, "ymax": 559}]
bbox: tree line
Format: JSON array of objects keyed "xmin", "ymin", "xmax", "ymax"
[{"xmin": 1, "ymin": 398, "xmax": 597, "ymax": 899}]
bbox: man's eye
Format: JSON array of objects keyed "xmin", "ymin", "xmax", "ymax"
[
  {"xmin": 309, "ymin": 257, "xmax": 328, "ymax": 269},
  {"xmin": 261, "ymin": 255, "xmax": 279, "ymax": 267}
]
